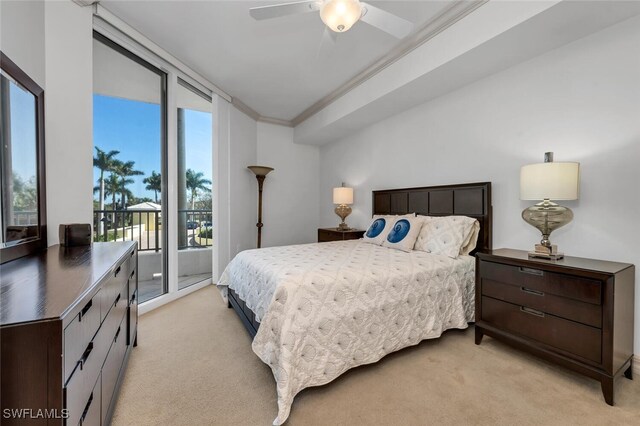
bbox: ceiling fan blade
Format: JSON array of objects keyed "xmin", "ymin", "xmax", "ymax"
[
  {"xmin": 316, "ymin": 26, "xmax": 338, "ymax": 60},
  {"xmin": 322, "ymin": 26, "xmax": 338, "ymax": 45},
  {"xmin": 249, "ymin": 1, "xmax": 321, "ymax": 21},
  {"xmin": 359, "ymin": 2, "xmax": 414, "ymax": 39}
]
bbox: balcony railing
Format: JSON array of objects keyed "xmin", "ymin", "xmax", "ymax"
[
  {"xmin": 93, "ymin": 209, "xmax": 212, "ymax": 252},
  {"xmin": 11, "ymin": 211, "xmax": 38, "ymax": 226}
]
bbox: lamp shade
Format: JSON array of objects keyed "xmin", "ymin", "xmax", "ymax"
[
  {"xmin": 520, "ymin": 162, "xmax": 580, "ymax": 201},
  {"xmin": 247, "ymin": 165, "xmax": 274, "ymax": 176},
  {"xmin": 320, "ymin": 0, "xmax": 362, "ymax": 33},
  {"xmin": 333, "ymin": 187, "xmax": 353, "ymax": 205}
]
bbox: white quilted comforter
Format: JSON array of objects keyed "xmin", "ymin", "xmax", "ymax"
[{"xmin": 218, "ymin": 240, "xmax": 475, "ymax": 424}]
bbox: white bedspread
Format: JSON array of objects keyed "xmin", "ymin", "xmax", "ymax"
[{"xmin": 218, "ymin": 240, "xmax": 475, "ymax": 425}]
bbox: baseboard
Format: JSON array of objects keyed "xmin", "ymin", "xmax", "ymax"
[
  {"xmin": 634, "ymin": 355, "xmax": 640, "ymax": 377},
  {"xmin": 139, "ymin": 279, "xmax": 212, "ymax": 315}
]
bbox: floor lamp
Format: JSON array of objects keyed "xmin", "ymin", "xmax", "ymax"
[{"xmin": 248, "ymin": 166, "xmax": 274, "ymax": 248}]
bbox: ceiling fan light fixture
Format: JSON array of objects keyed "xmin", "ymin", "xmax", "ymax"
[{"xmin": 320, "ymin": 0, "xmax": 362, "ymax": 33}]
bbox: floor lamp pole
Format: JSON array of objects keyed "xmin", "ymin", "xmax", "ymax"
[
  {"xmin": 256, "ymin": 175, "xmax": 265, "ymax": 248},
  {"xmin": 247, "ymin": 166, "xmax": 274, "ymax": 249}
]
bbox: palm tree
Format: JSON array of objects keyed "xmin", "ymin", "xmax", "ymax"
[
  {"xmin": 103, "ymin": 173, "xmax": 123, "ymax": 211},
  {"xmin": 143, "ymin": 171, "xmax": 162, "ymax": 203},
  {"xmin": 114, "ymin": 160, "xmax": 143, "ymax": 208},
  {"xmin": 93, "ymin": 147, "xmax": 120, "ymax": 235},
  {"xmin": 186, "ymin": 169, "xmax": 211, "ymax": 210}
]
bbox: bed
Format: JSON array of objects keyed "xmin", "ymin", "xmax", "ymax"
[{"xmin": 218, "ymin": 182, "xmax": 492, "ymax": 424}]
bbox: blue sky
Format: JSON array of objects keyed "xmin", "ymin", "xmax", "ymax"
[
  {"xmin": 9, "ymin": 79, "xmax": 37, "ymax": 183},
  {"xmin": 93, "ymin": 94, "xmax": 212, "ymax": 202}
]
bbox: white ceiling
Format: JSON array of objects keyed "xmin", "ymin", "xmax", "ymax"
[{"xmin": 100, "ymin": 0, "xmax": 457, "ymax": 121}]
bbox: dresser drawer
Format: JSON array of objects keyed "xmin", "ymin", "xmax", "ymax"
[
  {"xmin": 482, "ymin": 279, "xmax": 602, "ymax": 328},
  {"xmin": 318, "ymin": 229, "xmax": 336, "ymax": 242},
  {"xmin": 128, "ymin": 266, "xmax": 137, "ymax": 301},
  {"xmin": 64, "ymin": 292, "xmax": 101, "ymax": 383},
  {"xmin": 127, "ymin": 290, "xmax": 138, "ymax": 346},
  {"xmin": 127, "ymin": 246, "xmax": 137, "ymax": 275},
  {"xmin": 64, "ymin": 351, "xmax": 100, "ymax": 426},
  {"xmin": 482, "ymin": 296, "xmax": 602, "ymax": 363},
  {"xmin": 342, "ymin": 232, "xmax": 362, "ymax": 241},
  {"xmin": 101, "ymin": 257, "xmax": 130, "ymax": 323},
  {"xmin": 80, "ymin": 373, "xmax": 101, "ymax": 426},
  {"xmin": 102, "ymin": 316, "xmax": 127, "ymax": 425},
  {"xmin": 98, "ymin": 280, "xmax": 128, "ymax": 359},
  {"xmin": 480, "ymin": 260, "xmax": 602, "ymax": 305}
]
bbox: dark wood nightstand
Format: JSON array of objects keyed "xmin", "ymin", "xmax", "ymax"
[
  {"xmin": 475, "ymin": 248, "xmax": 635, "ymax": 406},
  {"xmin": 318, "ymin": 228, "xmax": 365, "ymax": 243}
]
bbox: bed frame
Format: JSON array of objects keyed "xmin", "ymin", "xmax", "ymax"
[{"xmin": 228, "ymin": 181, "xmax": 493, "ymax": 337}]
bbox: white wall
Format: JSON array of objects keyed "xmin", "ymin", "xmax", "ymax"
[
  {"xmin": 0, "ymin": 0, "xmax": 45, "ymax": 87},
  {"xmin": 257, "ymin": 122, "xmax": 320, "ymax": 247},
  {"xmin": 319, "ymin": 15, "xmax": 640, "ymax": 353},
  {"xmin": 229, "ymin": 106, "xmax": 258, "ymax": 255},
  {"xmin": 44, "ymin": 1, "xmax": 94, "ymax": 245},
  {"xmin": 1, "ymin": 1, "xmax": 94, "ymax": 246}
]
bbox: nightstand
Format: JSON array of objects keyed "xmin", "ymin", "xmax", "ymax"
[
  {"xmin": 475, "ymin": 248, "xmax": 635, "ymax": 406},
  {"xmin": 318, "ymin": 228, "xmax": 365, "ymax": 243}
]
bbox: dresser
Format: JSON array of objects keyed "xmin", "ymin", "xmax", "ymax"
[
  {"xmin": 1, "ymin": 242, "xmax": 138, "ymax": 425},
  {"xmin": 475, "ymin": 249, "xmax": 634, "ymax": 405},
  {"xmin": 317, "ymin": 228, "xmax": 365, "ymax": 242}
]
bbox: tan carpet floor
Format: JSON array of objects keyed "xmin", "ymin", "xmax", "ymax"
[{"xmin": 111, "ymin": 285, "xmax": 640, "ymax": 426}]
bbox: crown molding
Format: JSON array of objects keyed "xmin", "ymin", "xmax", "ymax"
[
  {"xmin": 73, "ymin": 0, "xmax": 98, "ymax": 6},
  {"xmin": 230, "ymin": 97, "xmax": 260, "ymax": 121},
  {"xmin": 257, "ymin": 116, "xmax": 294, "ymax": 127},
  {"xmin": 231, "ymin": 97, "xmax": 294, "ymax": 127},
  {"xmin": 290, "ymin": 0, "xmax": 488, "ymax": 127}
]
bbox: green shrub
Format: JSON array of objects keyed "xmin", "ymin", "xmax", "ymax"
[{"xmin": 199, "ymin": 228, "xmax": 212, "ymax": 239}]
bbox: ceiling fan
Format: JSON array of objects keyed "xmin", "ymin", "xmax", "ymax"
[{"xmin": 249, "ymin": 0, "xmax": 414, "ymax": 39}]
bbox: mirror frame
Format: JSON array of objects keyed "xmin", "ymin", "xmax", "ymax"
[{"xmin": 0, "ymin": 51, "xmax": 47, "ymax": 264}]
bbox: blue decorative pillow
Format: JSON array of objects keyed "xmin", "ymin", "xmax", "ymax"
[
  {"xmin": 382, "ymin": 216, "xmax": 424, "ymax": 252},
  {"xmin": 387, "ymin": 219, "xmax": 411, "ymax": 243},
  {"xmin": 366, "ymin": 218, "xmax": 387, "ymax": 239},
  {"xmin": 362, "ymin": 214, "xmax": 417, "ymax": 246},
  {"xmin": 362, "ymin": 216, "xmax": 394, "ymax": 245}
]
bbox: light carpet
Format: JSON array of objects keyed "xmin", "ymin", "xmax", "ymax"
[{"xmin": 111, "ymin": 285, "xmax": 639, "ymax": 426}]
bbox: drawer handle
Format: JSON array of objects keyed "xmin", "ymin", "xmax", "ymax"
[
  {"xmin": 79, "ymin": 299, "xmax": 93, "ymax": 321},
  {"xmin": 114, "ymin": 292, "xmax": 121, "ymax": 307},
  {"xmin": 521, "ymin": 287, "xmax": 545, "ymax": 297},
  {"xmin": 79, "ymin": 342, "xmax": 93, "ymax": 369},
  {"xmin": 80, "ymin": 392, "xmax": 93, "ymax": 424},
  {"xmin": 520, "ymin": 306, "xmax": 545, "ymax": 318},
  {"xmin": 130, "ymin": 250, "xmax": 135, "ymax": 258},
  {"xmin": 519, "ymin": 267, "xmax": 543, "ymax": 276},
  {"xmin": 130, "ymin": 269, "xmax": 135, "ymax": 279},
  {"xmin": 114, "ymin": 265, "xmax": 122, "ymax": 277},
  {"xmin": 130, "ymin": 292, "xmax": 136, "ymax": 303},
  {"xmin": 114, "ymin": 325, "xmax": 121, "ymax": 342}
]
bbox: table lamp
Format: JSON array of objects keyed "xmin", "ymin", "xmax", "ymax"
[
  {"xmin": 520, "ymin": 152, "xmax": 580, "ymax": 260},
  {"xmin": 333, "ymin": 185, "xmax": 353, "ymax": 231}
]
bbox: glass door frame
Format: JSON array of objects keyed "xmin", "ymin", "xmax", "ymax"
[
  {"xmin": 93, "ymin": 31, "xmax": 169, "ymax": 300},
  {"xmin": 92, "ymin": 24, "xmax": 217, "ymax": 314}
]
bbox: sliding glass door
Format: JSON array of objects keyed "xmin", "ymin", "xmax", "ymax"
[
  {"xmin": 92, "ymin": 33, "xmax": 168, "ymax": 303},
  {"xmin": 176, "ymin": 79, "xmax": 213, "ymax": 289}
]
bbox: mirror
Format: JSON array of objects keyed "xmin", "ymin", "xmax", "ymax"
[{"xmin": 0, "ymin": 52, "xmax": 46, "ymax": 263}]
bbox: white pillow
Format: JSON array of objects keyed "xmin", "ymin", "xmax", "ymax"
[
  {"xmin": 414, "ymin": 216, "xmax": 478, "ymax": 258},
  {"xmin": 362, "ymin": 214, "xmax": 415, "ymax": 246},
  {"xmin": 382, "ymin": 216, "xmax": 424, "ymax": 252},
  {"xmin": 460, "ymin": 220, "xmax": 481, "ymax": 255}
]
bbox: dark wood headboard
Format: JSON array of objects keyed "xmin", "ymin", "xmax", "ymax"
[{"xmin": 372, "ymin": 182, "xmax": 492, "ymax": 253}]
